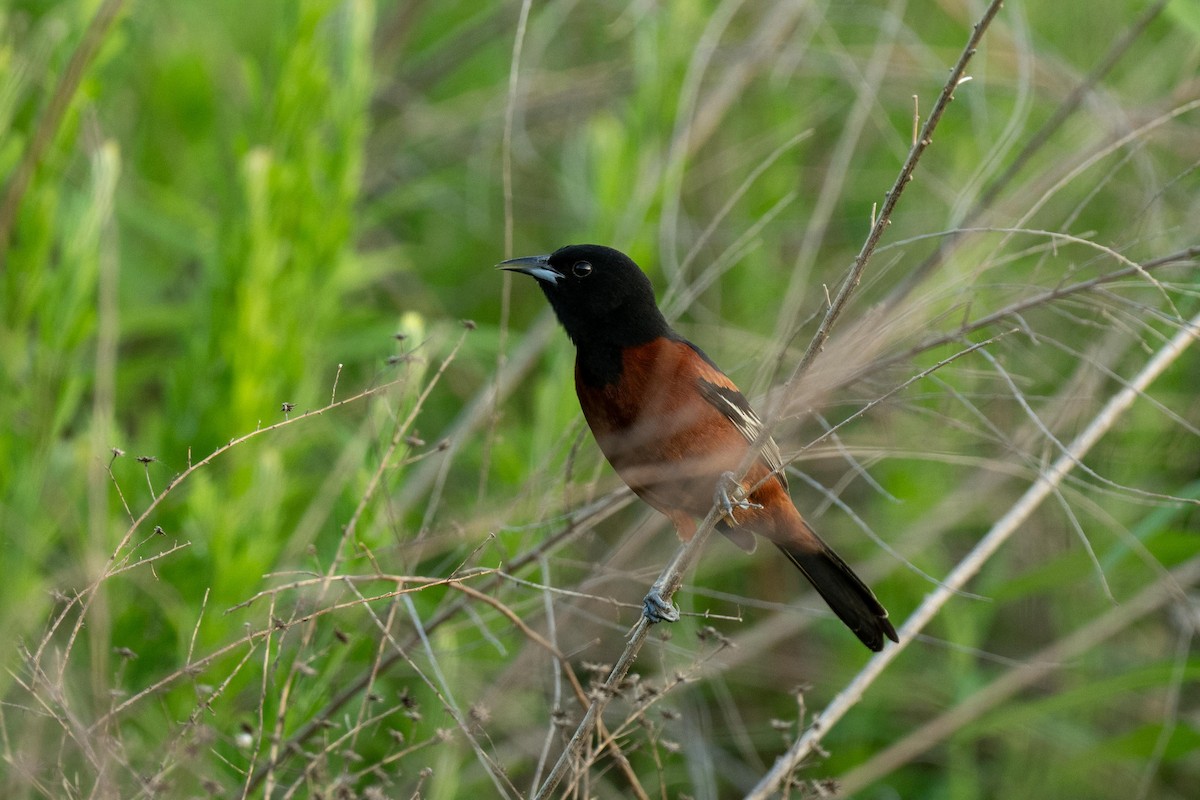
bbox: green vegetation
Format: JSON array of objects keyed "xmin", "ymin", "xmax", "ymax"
[{"xmin": 1, "ymin": 1, "xmax": 1197, "ymax": 797}]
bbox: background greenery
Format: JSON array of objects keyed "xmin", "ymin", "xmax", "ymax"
[{"xmin": 2, "ymin": 0, "xmax": 1198, "ymax": 797}]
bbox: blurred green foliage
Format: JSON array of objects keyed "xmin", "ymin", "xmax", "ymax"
[{"xmin": 1, "ymin": 0, "xmax": 1198, "ymax": 797}]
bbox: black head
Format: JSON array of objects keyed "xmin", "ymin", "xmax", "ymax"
[{"xmin": 498, "ymin": 244, "xmax": 669, "ymax": 348}]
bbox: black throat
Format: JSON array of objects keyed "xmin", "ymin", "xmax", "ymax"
[
  {"xmin": 573, "ymin": 314, "xmax": 673, "ymax": 388},
  {"xmin": 575, "ymin": 343, "xmax": 626, "ymax": 388}
]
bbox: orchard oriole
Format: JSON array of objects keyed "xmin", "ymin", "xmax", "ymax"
[{"xmin": 500, "ymin": 244, "xmax": 897, "ymax": 651}]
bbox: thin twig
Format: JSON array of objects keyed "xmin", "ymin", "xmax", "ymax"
[
  {"xmin": 745, "ymin": 308, "xmax": 1200, "ymax": 798},
  {"xmin": 33, "ymin": 373, "xmax": 412, "ymax": 679},
  {"xmin": 780, "ymin": 0, "xmax": 1006, "ymax": 397},
  {"xmin": 532, "ymin": 5, "xmax": 1006, "ymax": 795},
  {"xmin": 881, "ymin": 243, "xmax": 1200, "ymax": 373},
  {"xmin": 243, "ymin": 490, "xmax": 634, "ymax": 792},
  {"xmin": 838, "ymin": 555, "xmax": 1200, "ymax": 794},
  {"xmin": 87, "ymin": 571, "xmax": 494, "ymax": 731},
  {"xmin": 762, "ymin": 0, "xmax": 907, "ymax": 384},
  {"xmin": 881, "ymin": 0, "xmax": 1171, "ymax": 305}
]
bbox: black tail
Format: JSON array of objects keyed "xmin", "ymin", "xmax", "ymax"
[{"xmin": 776, "ymin": 539, "xmax": 898, "ymax": 652}]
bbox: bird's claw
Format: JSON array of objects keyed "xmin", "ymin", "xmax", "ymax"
[
  {"xmin": 642, "ymin": 587, "xmax": 680, "ymax": 624},
  {"xmin": 715, "ymin": 471, "xmax": 762, "ymax": 523}
]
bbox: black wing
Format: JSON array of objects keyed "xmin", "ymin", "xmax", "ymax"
[{"xmin": 695, "ymin": 378, "xmax": 788, "ymax": 491}]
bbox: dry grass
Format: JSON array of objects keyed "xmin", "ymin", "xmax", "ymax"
[{"xmin": 2, "ymin": 1, "xmax": 1198, "ymax": 798}]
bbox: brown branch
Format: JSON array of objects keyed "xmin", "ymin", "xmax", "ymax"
[
  {"xmin": 452, "ymin": 583, "xmax": 652, "ymax": 800},
  {"xmin": 534, "ymin": 9, "xmax": 1009, "ymax": 793},
  {"xmin": 881, "ymin": 0, "xmax": 1172, "ymax": 305},
  {"xmin": 744, "ymin": 307, "xmax": 1200, "ymax": 798},
  {"xmin": 242, "ymin": 489, "xmax": 634, "ymax": 793},
  {"xmin": 31, "ymin": 372, "xmax": 413, "ymax": 679},
  {"xmin": 840, "ymin": 555, "xmax": 1200, "ymax": 793},
  {"xmin": 779, "ymin": 0, "xmax": 1006, "ymax": 394},
  {"xmin": 884, "ymin": 243, "xmax": 1200, "ymax": 372}
]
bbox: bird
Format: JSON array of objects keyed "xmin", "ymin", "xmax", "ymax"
[{"xmin": 499, "ymin": 244, "xmax": 898, "ymax": 651}]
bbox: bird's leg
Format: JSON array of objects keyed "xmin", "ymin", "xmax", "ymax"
[
  {"xmin": 641, "ymin": 545, "xmax": 691, "ymax": 626},
  {"xmin": 639, "ymin": 473, "xmax": 760, "ymax": 625},
  {"xmin": 642, "ymin": 582, "xmax": 681, "ymax": 624},
  {"xmin": 715, "ymin": 471, "xmax": 762, "ymax": 524}
]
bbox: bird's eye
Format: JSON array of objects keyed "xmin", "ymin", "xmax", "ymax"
[{"xmin": 572, "ymin": 261, "xmax": 593, "ymax": 278}]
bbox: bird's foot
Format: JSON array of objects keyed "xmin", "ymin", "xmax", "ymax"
[
  {"xmin": 642, "ymin": 586, "xmax": 680, "ymax": 624},
  {"xmin": 715, "ymin": 471, "xmax": 762, "ymax": 524}
]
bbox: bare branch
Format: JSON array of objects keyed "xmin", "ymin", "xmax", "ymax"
[{"xmin": 745, "ymin": 308, "xmax": 1200, "ymax": 798}]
